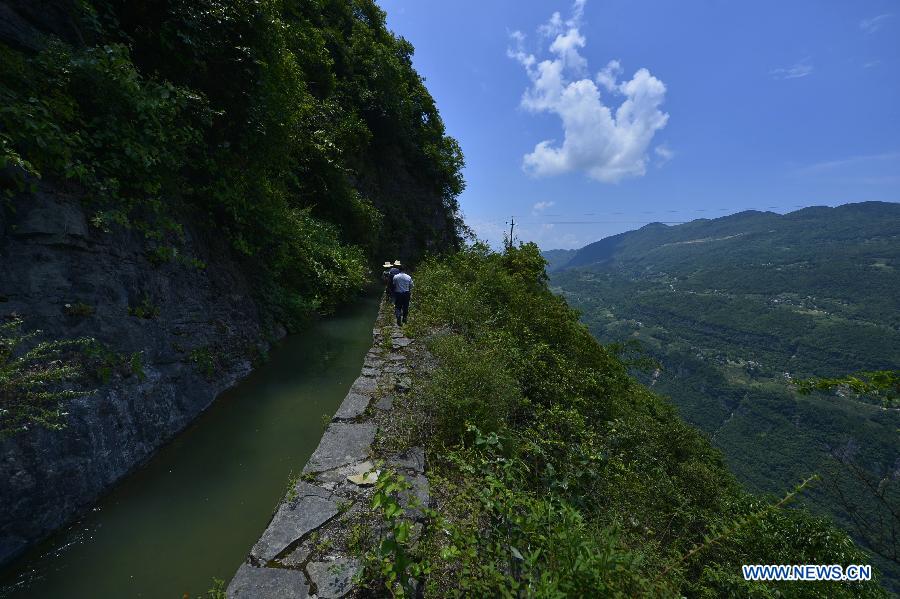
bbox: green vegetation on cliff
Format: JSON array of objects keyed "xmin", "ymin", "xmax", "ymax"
[
  {"xmin": 373, "ymin": 243, "xmax": 884, "ymax": 596},
  {"xmin": 0, "ymin": 0, "xmax": 464, "ymax": 328},
  {"xmin": 0, "ymin": 318, "xmax": 92, "ymax": 437}
]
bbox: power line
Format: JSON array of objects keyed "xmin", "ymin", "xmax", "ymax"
[
  {"xmin": 511, "ymin": 204, "xmax": 811, "ymax": 222},
  {"xmin": 515, "ymin": 220, "xmax": 690, "ymax": 225},
  {"xmin": 499, "ymin": 203, "xmax": 814, "ymax": 226}
]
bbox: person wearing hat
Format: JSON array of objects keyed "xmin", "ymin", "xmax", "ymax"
[
  {"xmin": 391, "ymin": 264, "xmax": 413, "ymax": 326},
  {"xmin": 387, "ymin": 260, "xmax": 401, "ymax": 294},
  {"xmin": 381, "ymin": 261, "xmax": 394, "ymax": 300}
]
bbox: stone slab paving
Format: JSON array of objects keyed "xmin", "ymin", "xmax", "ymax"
[
  {"xmin": 250, "ymin": 484, "xmax": 338, "ymax": 562},
  {"xmin": 229, "ymin": 564, "xmax": 310, "ymax": 599},
  {"xmin": 302, "ymin": 422, "xmax": 377, "ymax": 473},
  {"xmin": 349, "ymin": 375, "xmax": 377, "ymax": 394},
  {"xmin": 389, "ymin": 447, "xmax": 425, "ymax": 473},
  {"xmin": 227, "ymin": 299, "xmax": 428, "ymax": 598},
  {"xmin": 306, "ymin": 558, "xmax": 360, "ymax": 598},
  {"xmin": 331, "ymin": 392, "xmax": 370, "ymax": 420},
  {"xmin": 374, "ymin": 395, "xmax": 393, "ymax": 411}
]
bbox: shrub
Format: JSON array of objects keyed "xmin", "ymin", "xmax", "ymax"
[
  {"xmin": 424, "ymin": 333, "xmax": 521, "ymax": 439},
  {"xmin": 0, "ymin": 318, "xmax": 95, "ymax": 437},
  {"xmin": 188, "ymin": 347, "xmax": 216, "ymax": 379},
  {"xmin": 128, "ymin": 295, "xmax": 160, "ymax": 319}
]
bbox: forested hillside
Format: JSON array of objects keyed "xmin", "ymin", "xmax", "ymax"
[
  {"xmin": 546, "ymin": 202, "xmax": 900, "ymax": 591},
  {"xmin": 1, "ymin": 0, "xmax": 464, "ymax": 328}
]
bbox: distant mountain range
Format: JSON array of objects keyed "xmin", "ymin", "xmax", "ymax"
[{"xmin": 545, "ymin": 201, "xmax": 900, "ymax": 590}]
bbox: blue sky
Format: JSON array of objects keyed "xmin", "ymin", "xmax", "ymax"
[{"xmin": 377, "ymin": 0, "xmax": 900, "ymax": 249}]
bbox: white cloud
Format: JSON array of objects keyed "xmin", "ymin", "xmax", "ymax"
[
  {"xmin": 792, "ymin": 152, "xmax": 900, "ymax": 185},
  {"xmin": 795, "ymin": 152, "xmax": 900, "ymax": 175},
  {"xmin": 538, "ymin": 12, "xmax": 564, "ymax": 38},
  {"xmin": 532, "ymin": 200, "xmax": 556, "ymax": 215},
  {"xmin": 770, "ymin": 59, "xmax": 813, "ymax": 80},
  {"xmin": 508, "ymin": 0, "xmax": 669, "ymax": 183},
  {"xmin": 860, "ymin": 14, "xmax": 893, "ymax": 34},
  {"xmin": 595, "ymin": 59, "xmax": 622, "ymax": 92},
  {"xmin": 654, "ymin": 144, "xmax": 674, "ymax": 166}
]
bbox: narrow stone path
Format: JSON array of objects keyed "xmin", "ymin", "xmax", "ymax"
[{"xmin": 227, "ymin": 298, "xmax": 428, "ymax": 598}]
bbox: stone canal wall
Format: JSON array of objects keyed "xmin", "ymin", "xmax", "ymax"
[
  {"xmin": 227, "ymin": 299, "xmax": 429, "ymax": 598},
  {"xmin": 0, "ymin": 183, "xmax": 267, "ymax": 567}
]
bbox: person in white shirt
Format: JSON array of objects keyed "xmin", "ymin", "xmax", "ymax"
[{"xmin": 391, "ymin": 265, "xmax": 413, "ymax": 326}]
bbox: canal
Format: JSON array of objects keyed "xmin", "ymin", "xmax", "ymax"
[{"xmin": 0, "ymin": 295, "xmax": 379, "ymax": 598}]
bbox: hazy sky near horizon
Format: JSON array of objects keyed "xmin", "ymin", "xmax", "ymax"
[{"xmin": 377, "ymin": 0, "xmax": 900, "ymax": 249}]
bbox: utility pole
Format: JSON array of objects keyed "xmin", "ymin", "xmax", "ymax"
[{"xmin": 506, "ymin": 216, "xmax": 516, "ymax": 249}]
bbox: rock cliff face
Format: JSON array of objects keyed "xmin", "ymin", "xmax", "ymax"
[
  {"xmin": 0, "ymin": 0, "xmax": 83, "ymax": 52},
  {"xmin": 0, "ymin": 184, "xmax": 268, "ymax": 566}
]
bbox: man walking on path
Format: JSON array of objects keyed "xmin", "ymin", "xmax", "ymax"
[
  {"xmin": 392, "ymin": 265, "xmax": 413, "ymax": 326},
  {"xmin": 385, "ymin": 260, "xmax": 400, "ymax": 301},
  {"xmin": 381, "ymin": 261, "xmax": 393, "ymax": 299}
]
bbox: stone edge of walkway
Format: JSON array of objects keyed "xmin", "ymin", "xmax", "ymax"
[{"xmin": 227, "ymin": 299, "xmax": 426, "ymax": 599}]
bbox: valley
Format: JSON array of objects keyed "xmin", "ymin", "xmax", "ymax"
[{"xmin": 547, "ymin": 202, "xmax": 900, "ymax": 591}]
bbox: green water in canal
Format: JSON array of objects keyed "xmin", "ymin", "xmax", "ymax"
[{"xmin": 0, "ymin": 295, "xmax": 379, "ymax": 598}]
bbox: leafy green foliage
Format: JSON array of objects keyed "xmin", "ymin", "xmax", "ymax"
[
  {"xmin": 1, "ymin": 0, "xmax": 464, "ymax": 329},
  {"xmin": 364, "ymin": 468, "xmax": 429, "ymax": 597},
  {"xmin": 0, "ymin": 41, "xmax": 202, "ymax": 230},
  {"xmin": 188, "ymin": 347, "xmax": 216, "ymax": 379},
  {"xmin": 392, "ymin": 243, "xmax": 886, "ymax": 596},
  {"xmin": 795, "ymin": 370, "xmax": 899, "ymax": 409},
  {"xmin": 84, "ymin": 344, "xmax": 145, "ymax": 384},
  {"xmin": 0, "ymin": 318, "xmax": 95, "ymax": 437},
  {"xmin": 205, "ymin": 577, "xmax": 226, "ymax": 599},
  {"xmin": 424, "ymin": 334, "xmax": 522, "ymax": 440},
  {"xmin": 99, "ymin": 0, "xmax": 465, "ymax": 302},
  {"xmin": 127, "ymin": 295, "xmax": 160, "ymax": 319},
  {"xmin": 263, "ymin": 207, "xmax": 368, "ymax": 328}
]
